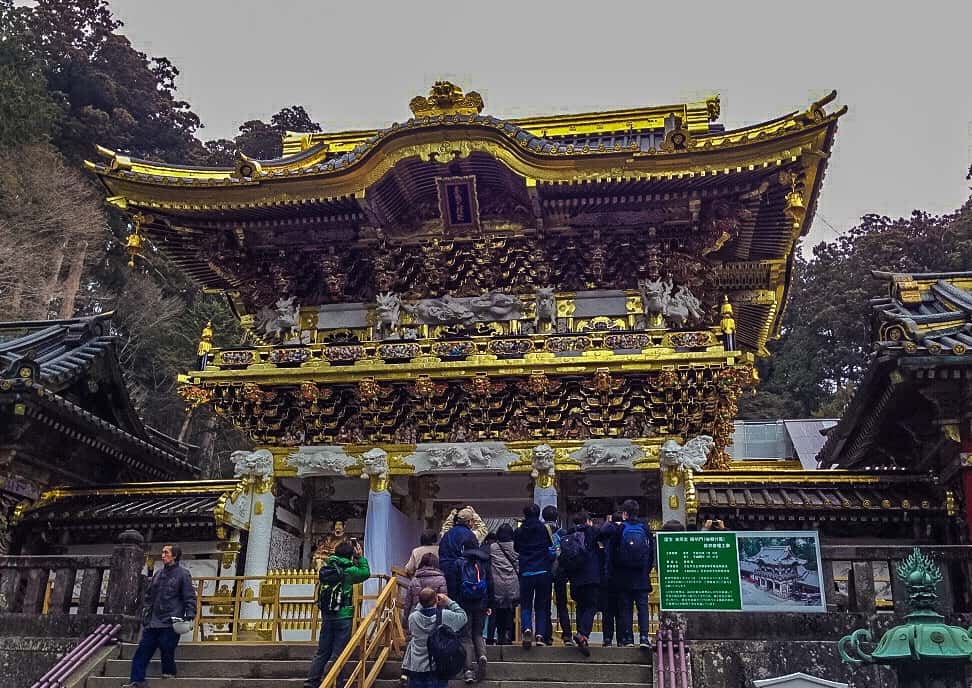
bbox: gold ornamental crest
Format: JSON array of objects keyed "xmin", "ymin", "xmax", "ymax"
[{"xmin": 410, "ymin": 81, "xmax": 485, "ymax": 118}]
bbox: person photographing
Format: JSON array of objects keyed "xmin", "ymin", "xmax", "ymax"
[{"xmin": 304, "ymin": 540, "xmax": 370, "ymax": 688}]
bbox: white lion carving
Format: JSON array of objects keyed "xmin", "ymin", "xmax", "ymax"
[
  {"xmin": 360, "ymin": 447, "xmax": 389, "ymax": 480},
  {"xmin": 426, "ymin": 445, "xmax": 498, "ymax": 470},
  {"xmin": 287, "ymin": 447, "xmax": 354, "ymax": 475},
  {"xmin": 577, "ymin": 443, "xmax": 638, "ymax": 467},
  {"xmin": 375, "ymin": 292, "xmax": 401, "ymax": 339},
  {"xmin": 534, "ymin": 288, "xmax": 557, "ymax": 330},
  {"xmin": 531, "ymin": 444, "xmax": 556, "ymax": 479},
  {"xmin": 230, "ymin": 448, "xmax": 274, "ymax": 478},
  {"xmin": 254, "ymin": 296, "xmax": 300, "ymax": 342},
  {"xmin": 660, "ymin": 435, "xmax": 714, "ymax": 472}
]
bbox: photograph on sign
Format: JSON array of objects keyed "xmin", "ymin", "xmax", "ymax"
[
  {"xmin": 737, "ymin": 532, "xmax": 826, "ymax": 612},
  {"xmin": 657, "ymin": 530, "xmax": 826, "ymax": 613}
]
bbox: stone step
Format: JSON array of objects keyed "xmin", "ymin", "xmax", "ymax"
[
  {"xmin": 102, "ymin": 659, "xmax": 309, "ymax": 678},
  {"xmin": 116, "ymin": 642, "xmax": 319, "ymax": 661},
  {"xmin": 116, "ymin": 642, "xmax": 652, "ymax": 664},
  {"xmin": 90, "ymin": 676, "xmax": 648, "ymax": 688},
  {"xmin": 102, "ymin": 657, "xmax": 648, "ymax": 683},
  {"xmin": 381, "ymin": 660, "xmax": 651, "ymax": 683},
  {"xmin": 87, "ymin": 679, "xmax": 306, "ymax": 688},
  {"xmin": 374, "ymin": 682, "xmax": 649, "ymax": 688}
]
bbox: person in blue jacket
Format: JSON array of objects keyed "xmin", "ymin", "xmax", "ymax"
[{"xmin": 438, "ymin": 506, "xmax": 480, "ymax": 599}]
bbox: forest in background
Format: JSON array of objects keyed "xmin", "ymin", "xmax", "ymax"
[{"xmin": 1, "ymin": 0, "xmax": 970, "ymax": 476}]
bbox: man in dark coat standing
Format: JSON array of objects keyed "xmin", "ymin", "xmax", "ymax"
[
  {"xmin": 513, "ymin": 503, "xmax": 555, "ymax": 648},
  {"xmin": 605, "ymin": 499, "xmax": 654, "ymax": 649},
  {"xmin": 542, "ymin": 505, "xmax": 572, "ymax": 646},
  {"xmin": 562, "ymin": 511, "xmax": 601, "ymax": 655},
  {"xmin": 123, "ymin": 544, "xmax": 197, "ymax": 688},
  {"xmin": 597, "ymin": 511, "xmax": 624, "ymax": 647},
  {"xmin": 438, "ymin": 506, "xmax": 480, "ymax": 599}
]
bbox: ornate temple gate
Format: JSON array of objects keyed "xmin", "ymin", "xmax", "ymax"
[{"xmin": 88, "ymin": 82, "xmax": 843, "ymax": 602}]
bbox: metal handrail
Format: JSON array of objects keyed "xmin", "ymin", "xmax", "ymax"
[
  {"xmin": 187, "ymin": 573, "xmax": 391, "ymax": 643},
  {"xmin": 321, "ymin": 578, "xmax": 405, "ymax": 688},
  {"xmin": 30, "ymin": 623, "xmax": 120, "ymax": 688}
]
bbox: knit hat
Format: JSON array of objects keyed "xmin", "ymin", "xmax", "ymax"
[{"xmin": 456, "ymin": 507, "xmax": 475, "ymax": 523}]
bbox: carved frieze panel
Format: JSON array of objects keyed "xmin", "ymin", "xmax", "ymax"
[{"xmin": 407, "ymin": 442, "xmax": 519, "ymax": 474}]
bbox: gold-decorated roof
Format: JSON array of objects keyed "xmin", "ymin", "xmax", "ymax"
[{"xmin": 86, "ymin": 85, "xmax": 842, "ymax": 207}]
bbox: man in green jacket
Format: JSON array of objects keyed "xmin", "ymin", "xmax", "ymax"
[{"xmin": 304, "ymin": 541, "xmax": 370, "ymax": 688}]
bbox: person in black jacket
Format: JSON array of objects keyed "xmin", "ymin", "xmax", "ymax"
[
  {"xmin": 513, "ymin": 503, "xmax": 555, "ymax": 648},
  {"xmin": 597, "ymin": 511, "xmax": 623, "ymax": 647},
  {"xmin": 123, "ymin": 544, "xmax": 197, "ymax": 688},
  {"xmin": 605, "ymin": 500, "xmax": 654, "ymax": 649},
  {"xmin": 439, "ymin": 507, "xmax": 480, "ymax": 599},
  {"xmin": 562, "ymin": 511, "xmax": 600, "ymax": 656},
  {"xmin": 543, "ymin": 505, "xmax": 572, "ymax": 646}
]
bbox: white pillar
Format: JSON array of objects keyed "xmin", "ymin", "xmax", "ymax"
[
  {"xmin": 241, "ymin": 479, "xmax": 275, "ymax": 620},
  {"xmin": 534, "ymin": 484, "xmax": 558, "ymax": 513},
  {"xmin": 228, "ymin": 449, "xmax": 277, "ymax": 623}
]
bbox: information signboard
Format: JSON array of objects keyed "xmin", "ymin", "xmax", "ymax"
[{"xmin": 657, "ymin": 530, "xmax": 826, "ymax": 613}]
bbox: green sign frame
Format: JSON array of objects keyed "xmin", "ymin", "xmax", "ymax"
[{"xmin": 657, "ymin": 530, "xmax": 826, "ymax": 613}]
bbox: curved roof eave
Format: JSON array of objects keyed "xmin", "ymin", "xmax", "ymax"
[{"xmin": 87, "ymin": 110, "xmax": 842, "ymax": 214}]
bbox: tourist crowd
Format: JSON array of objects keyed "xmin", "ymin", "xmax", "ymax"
[{"xmin": 399, "ymin": 500, "xmax": 655, "ymax": 687}]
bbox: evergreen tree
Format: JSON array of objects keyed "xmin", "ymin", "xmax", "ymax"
[{"xmin": 741, "ymin": 202, "xmax": 972, "ymax": 419}]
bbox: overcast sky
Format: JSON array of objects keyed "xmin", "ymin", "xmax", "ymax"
[{"xmin": 112, "ymin": 0, "xmax": 971, "ymax": 250}]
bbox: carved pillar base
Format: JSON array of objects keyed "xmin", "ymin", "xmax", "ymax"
[
  {"xmin": 534, "ymin": 483, "xmax": 557, "ymax": 513},
  {"xmin": 660, "ymin": 467, "xmax": 687, "ymax": 527}
]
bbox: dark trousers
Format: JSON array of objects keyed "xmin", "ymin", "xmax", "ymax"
[
  {"xmin": 553, "ymin": 575, "xmax": 572, "ymax": 639},
  {"xmin": 305, "ymin": 616, "xmax": 353, "ymax": 688},
  {"xmin": 494, "ymin": 607, "xmax": 515, "ymax": 644},
  {"xmin": 619, "ymin": 589, "xmax": 650, "ymax": 644},
  {"xmin": 442, "ymin": 562, "xmax": 460, "ymax": 600},
  {"xmin": 408, "ymin": 671, "xmax": 448, "ymax": 688},
  {"xmin": 600, "ymin": 587, "xmax": 621, "ymax": 645},
  {"xmin": 130, "ymin": 626, "xmax": 180, "ymax": 682},
  {"xmin": 464, "ymin": 607, "xmax": 487, "ymax": 670},
  {"xmin": 518, "ymin": 572, "xmax": 552, "ymax": 641},
  {"xmin": 485, "ymin": 609, "xmax": 497, "ymax": 643},
  {"xmin": 570, "ymin": 584, "xmax": 599, "ymax": 639}
]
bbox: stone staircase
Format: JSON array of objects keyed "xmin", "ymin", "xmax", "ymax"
[{"xmin": 88, "ymin": 642, "xmax": 653, "ymax": 688}]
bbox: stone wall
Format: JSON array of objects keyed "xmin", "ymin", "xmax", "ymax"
[{"xmin": 690, "ymin": 640, "xmax": 894, "ymax": 688}]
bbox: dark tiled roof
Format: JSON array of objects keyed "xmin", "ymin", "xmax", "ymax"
[
  {"xmin": 17, "ymin": 481, "xmax": 237, "ymax": 531},
  {"xmin": 0, "ymin": 314, "xmax": 115, "ymax": 390},
  {"xmin": 696, "ymin": 475, "xmax": 943, "ymax": 515},
  {"xmin": 871, "ymin": 271, "xmax": 972, "ymax": 356},
  {"xmin": 817, "ymin": 271, "xmax": 972, "ymax": 468},
  {"xmin": 0, "ymin": 313, "xmax": 198, "ymax": 479}
]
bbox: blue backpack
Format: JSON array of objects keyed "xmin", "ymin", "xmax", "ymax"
[
  {"xmin": 459, "ymin": 558, "xmax": 488, "ymax": 603},
  {"xmin": 617, "ymin": 521, "xmax": 650, "ymax": 568}
]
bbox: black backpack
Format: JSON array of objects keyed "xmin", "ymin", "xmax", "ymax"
[
  {"xmin": 427, "ymin": 608, "xmax": 465, "ymax": 680},
  {"xmin": 316, "ymin": 563, "xmax": 346, "ymax": 614},
  {"xmin": 559, "ymin": 529, "xmax": 591, "ymax": 575}
]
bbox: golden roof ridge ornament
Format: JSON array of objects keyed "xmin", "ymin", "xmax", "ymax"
[{"xmin": 409, "ymin": 81, "xmax": 485, "ymax": 118}]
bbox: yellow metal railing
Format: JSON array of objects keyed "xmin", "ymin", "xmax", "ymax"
[
  {"xmin": 321, "ymin": 577, "xmax": 405, "ymax": 688},
  {"xmin": 186, "ymin": 572, "xmax": 392, "ymax": 643}
]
